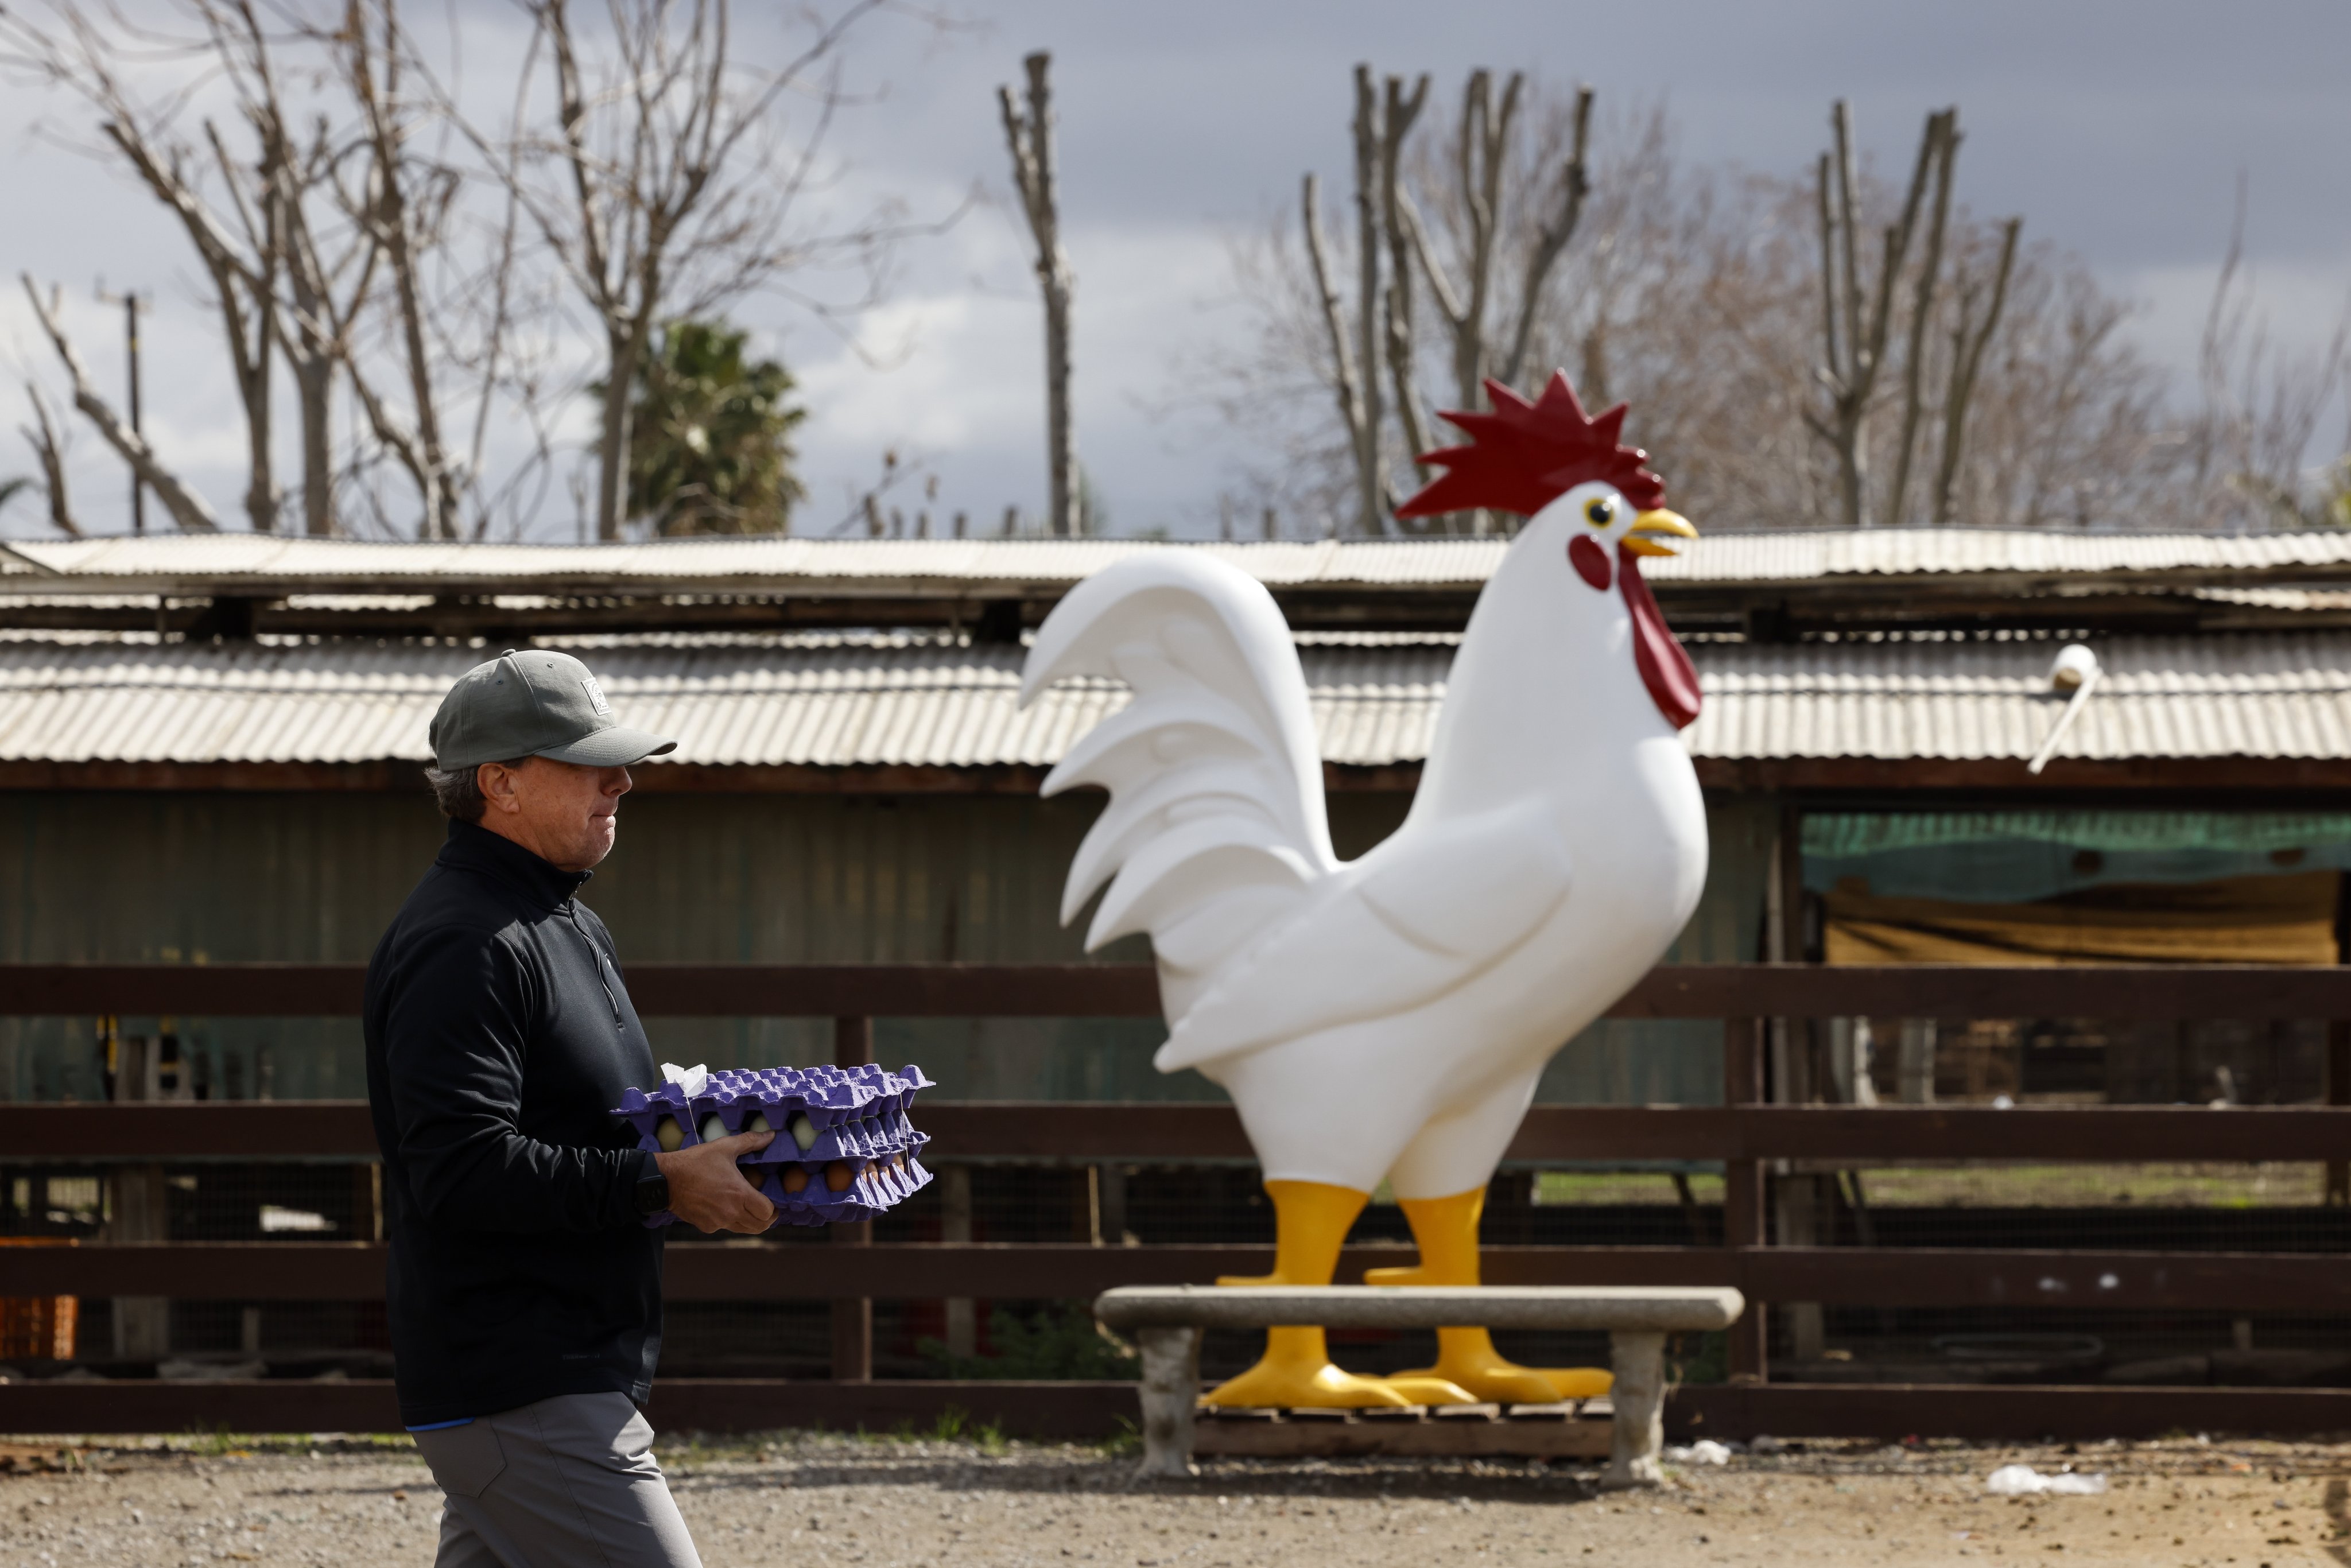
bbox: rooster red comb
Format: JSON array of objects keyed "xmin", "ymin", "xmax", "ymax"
[{"xmin": 1395, "ymin": 371, "xmax": 1665, "ymax": 519}]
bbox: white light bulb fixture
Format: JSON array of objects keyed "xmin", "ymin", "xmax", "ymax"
[{"xmin": 2027, "ymin": 643, "xmax": 2102, "ymax": 775}]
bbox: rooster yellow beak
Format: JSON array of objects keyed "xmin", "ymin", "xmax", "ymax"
[{"xmin": 1623, "ymin": 509, "xmax": 1697, "ymax": 558}]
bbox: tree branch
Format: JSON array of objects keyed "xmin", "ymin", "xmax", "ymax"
[
  {"xmin": 1378, "ymin": 72, "xmax": 1432, "ymax": 519},
  {"xmin": 22, "ymin": 274, "xmax": 218, "ymax": 531},
  {"xmin": 1351, "ymin": 63, "xmax": 1384, "ymax": 535},
  {"xmin": 1883, "ymin": 108, "xmax": 1958, "ymax": 529},
  {"xmin": 18, "ymin": 381, "xmax": 78, "ymax": 537},
  {"xmin": 1497, "ymin": 81, "xmax": 1591, "ymax": 389},
  {"xmin": 1301, "ymin": 172, "xmax": 1370, "ymax": 493},
  {"xmin": 1934, "ymin": 215, "xmax": 2021, "ymax": 525}
]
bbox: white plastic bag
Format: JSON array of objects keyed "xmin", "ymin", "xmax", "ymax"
[
  {"xmin": 1985, "ymin": 1464, "xmax": 2107, "ymax": 1496},
  {"xmin": 661, "ymin": 1061, "xmax": 710, "ymax": 1099},
  {"xmin": 1664, "ymin": 1439, "xmax": 1733, "ymax": 1465}
]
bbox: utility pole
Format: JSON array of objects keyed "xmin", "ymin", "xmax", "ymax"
[{"xmin": 98, "ymin": 284, "xmax": 148, "ymax": 534}]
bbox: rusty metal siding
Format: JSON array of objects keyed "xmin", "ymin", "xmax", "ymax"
[{"xmin": 0, "ymin": 790, "xmax": 1769, "ymax": 1112}]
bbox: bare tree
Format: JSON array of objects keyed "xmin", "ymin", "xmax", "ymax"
[
  {"xmin": 0, "ymin": 1, "xmax": 294, "ymax": 530},
  {"xmin": 1285, "ymin": 66, "xmax": 1599, "ymax": 537},
  {"xmin": 1400, "ymin": 70, "xmax": 1519, "ymax": 409},
  {"xmin": 0, "ymin": 1, "xmax": 433, "ymax": 537},
  {"xmin": 2190, "ymin": 181, "xmax": 2351, "ymax": 527},
  {"xmin": 1494, "ymin": 83, "xmax": 1593, "ymax": 391},
  {"xmin": 1807, "ymin": 102, "xmax": 1947, "ymax": 529},
  {"xmin": 1375, "ymin": 72, "xmax": 1432, "ymax": 507},
  {"xmin": 1933, "ymin": 216, "xmax": 2020, "ymax": 525},
  {"xmin": 1299, "ymin": 170, "xmax": 1368, "ymax": 523},
  {"xmin": 1881, "ymin": 111, "xmax": 1958, "ymax": 529},
  {"xmin": 21, "ymin": 275, "xmax": 219, "ymax": 531},
  {"xmin": 1206, "ymin": 80, "xmax": 2213, "ymax": 538},
  {"xmin": 999, "ymin": 50, "xmax": 1077, "ymax": 537},
  {"xmin": 4, "ymin": 0, "xmax": 920, "ymax": 543},
  {"xmin": 476, "ymin": 0, "xmax": 906, "ymax": 542},
  {"xmin": 334, "ymin": 0, "xmax": 464, "ymax": 539},
  {"xmin": 1395, "ymin": 72, "xmax": 1594, "ymax": 533},
  {"xmin": 1349, "ymin": 65, "xmax": 1385, "ymax": 535}
]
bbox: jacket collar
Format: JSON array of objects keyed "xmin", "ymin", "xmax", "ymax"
[{"xmin": 440, "ymin": 818, "xmax": 594, "ymax": 909}]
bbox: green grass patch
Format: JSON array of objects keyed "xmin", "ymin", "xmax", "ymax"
[{"xmin": 918, "ymin": 1304, "xmax": 1139, "ymax": 1381}]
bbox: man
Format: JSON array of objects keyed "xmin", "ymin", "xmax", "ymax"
[{"xmin": 366, "ymin": 648, "xmax": 776, "ymax": 1568}]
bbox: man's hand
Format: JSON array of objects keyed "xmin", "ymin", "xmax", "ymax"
[{"xmin": 655, "ymin": 1131, "xmax": 776, "ymax": 1234}]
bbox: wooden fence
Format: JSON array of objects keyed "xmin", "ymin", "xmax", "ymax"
[{"xmin": 5, "ymin": 961, "xmax": 2351, "ymax": 1442}]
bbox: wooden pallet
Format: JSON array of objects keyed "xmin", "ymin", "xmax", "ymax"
[{"xmin": 1192, "ymin": 1399, "xmax": 1613, "ymax": 1458}]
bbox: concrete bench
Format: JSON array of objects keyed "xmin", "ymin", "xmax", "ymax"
[{"xmin": 1093, "ymin": 1284, "xmax": 1744, "ymax": 1487}]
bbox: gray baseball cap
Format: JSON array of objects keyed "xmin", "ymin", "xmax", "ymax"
[{"xmin": 430, "ymin": 649, "xmax": 677, "ymax": 771}]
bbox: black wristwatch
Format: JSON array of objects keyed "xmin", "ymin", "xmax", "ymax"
[{"xmin": 633, "ymin": 1168, "xmax": 672, "ymax": 1217}]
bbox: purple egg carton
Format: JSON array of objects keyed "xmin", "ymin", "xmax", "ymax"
[
  {"xmin": 612, "ymin": 1062, "xmax": 934, "ymax": 1231},
  {"xmin": 754, "ymin": 1133, "xmax": 934, "ymax": 1228},
  {"xmin": 615, "ymin": 1062, "xmax": 932, "ymax": 1160}
]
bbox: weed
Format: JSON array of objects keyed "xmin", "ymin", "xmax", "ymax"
[
  {"xmin": 1097, "ymin": 1415, "xmax": 1140, "ymax": 1458},
  {"xmin": 917, "ymin": 1304, "xmax": 1139, "ymax": 1381}
]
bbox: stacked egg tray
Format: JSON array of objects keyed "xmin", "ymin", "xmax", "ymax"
[{"xmin": 614, "ymin": 1063, "xmax": 934, "ymax": 1229}]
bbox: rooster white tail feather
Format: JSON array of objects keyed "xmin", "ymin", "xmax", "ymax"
[{"xmin": 1019, "ymin": 556, "xmax": 1336, "ymax": 1026}]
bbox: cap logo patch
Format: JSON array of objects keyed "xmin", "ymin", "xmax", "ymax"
[{"xmin": 580, "ymin": 675, "xmax": 614, "ymax": 719}]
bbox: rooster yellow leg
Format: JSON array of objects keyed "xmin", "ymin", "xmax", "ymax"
[
  {"xmin": 1204, "ymin": 1179, "xmax": 1468, "ymax": 1408},
  {"xmin": 1364, "ymin": 1186, "xmax": 1615, "ymax": 1404}
]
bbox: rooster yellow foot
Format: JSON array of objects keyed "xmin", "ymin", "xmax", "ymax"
[
  {"xmin": 1376, "ymin": 1345, "xmax": 1613, "ymax": 1404},
  {"xmin": 1200, "ymin": 1329, "xmax": 1430, "ymax": 1410},
  {"xmin": 1366, "ymin": 1187, "xmax": 1617, "ymax": 1405},
  {"xmin": 1363, "ymin": 1262, "xmax": 1607, "ymax": 1404},
  {"xmin": 1205, "ymin": 1179, "xmax": 1475, "ymax": 1410}
]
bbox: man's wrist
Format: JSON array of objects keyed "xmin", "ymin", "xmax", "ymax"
[{"xmin": 631, "ymin": 1151, "xmax": 670, "ymax": 1216}]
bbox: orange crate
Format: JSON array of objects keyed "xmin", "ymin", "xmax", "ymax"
[{"xmin": 0, "ymin": 1238, "xmax": 78, "ymax": 1361}]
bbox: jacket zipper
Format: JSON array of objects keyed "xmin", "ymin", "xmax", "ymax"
[{"xmin": 564, "ymin": 901, "xmax": 624, "ymax": 1031}]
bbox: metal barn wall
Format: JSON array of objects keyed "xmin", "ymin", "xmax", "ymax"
[{"xmin": 0, "ymin": 790, "xmax": 1771, "ymax": 1108}]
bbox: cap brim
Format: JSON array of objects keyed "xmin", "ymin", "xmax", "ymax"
[{"xmin": 535, "ymin": 727, "xmax": 678, "ymax": 767}]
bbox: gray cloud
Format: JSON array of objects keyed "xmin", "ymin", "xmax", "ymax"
[{"xmin": 4, "ymin": 0, "xmax": 2345, "ymax": 539}]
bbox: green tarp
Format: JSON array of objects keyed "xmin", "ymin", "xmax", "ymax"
[{"xmin": 1804, "ymin": 810, "xmax": 2351, "ymax": 904}]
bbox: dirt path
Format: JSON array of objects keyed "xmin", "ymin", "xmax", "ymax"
[{"xmin": 5, "ymin": 1431, "xmax": 2348, "ymax": 1567}]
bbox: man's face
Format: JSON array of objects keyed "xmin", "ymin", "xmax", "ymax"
[{"xmin": 477, "ymin": 757, "xmax": 633, "ymax": 872}]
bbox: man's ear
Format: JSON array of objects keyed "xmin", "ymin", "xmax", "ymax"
[{"xmin": 476, "ymin": 760, "xmax": 524, "ymax": 816}]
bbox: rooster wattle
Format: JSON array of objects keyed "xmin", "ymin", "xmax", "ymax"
[{"xmin": 1020, "ymin": 373, "xmax": 1709, "ymax": 1407}]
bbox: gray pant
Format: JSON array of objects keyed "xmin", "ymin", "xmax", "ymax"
[{"xmin": 411, "ymin": 1392, "xmax": 700, "ymax": 1568}]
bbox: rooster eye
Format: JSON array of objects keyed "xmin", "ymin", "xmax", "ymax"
[{"xmin": 1584, "ymin": 498, "xmax": 1615, "ymax": 527}]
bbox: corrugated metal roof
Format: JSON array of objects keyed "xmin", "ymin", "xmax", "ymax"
[
  {"xmin": 1689, "ymin": 633, "xmax": 2351, "ymax": 761},
  {"xmin": 1, "ymin": 631, "xmax": 2344, "ymax": 769},
  {"xmin": 10, "ymin": 529, "xmax": 2351, "ymax": 595}
]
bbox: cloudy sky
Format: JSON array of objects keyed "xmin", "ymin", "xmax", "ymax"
[{"xmin": 2, "ymin": 0, "xmax": 2346, "ymax": 540}]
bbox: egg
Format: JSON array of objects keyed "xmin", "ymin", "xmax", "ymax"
[
  {"xmin": 781, "ymin": 1166, "xmax": 810, "ymax": 1194},
  {"xmin": 654, "ymin": 1117, "xmax": 684, "ymax": 1152},
  {"xmin": 700, "ymin": 1114, "xmax": 728, "ymax": 1144},
  {"xmin": 789, "ymin": 1114, "xmax": 817, "ymax": 1151},
  {"xmin": 825, "ymin": 1160, "xmax": 855, "ymax": 1193},
  {"xmin": 745, "ymin": 1112, "xmax": 773, "ymax": 1135}
]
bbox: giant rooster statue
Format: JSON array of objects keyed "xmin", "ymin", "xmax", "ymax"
[{"xmin": 1019, "ymin": 374, "xmax": 1708, "ymax": 1408}]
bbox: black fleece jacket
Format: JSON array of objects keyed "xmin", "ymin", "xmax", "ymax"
[{"xmin": 363, "ymin": 818, "xmax": 661, "ymax": 1427}]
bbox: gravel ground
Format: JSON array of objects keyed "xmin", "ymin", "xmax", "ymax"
[{"xmin": 6, "ymin": 1429, "xmax": 2351, "ymax": 1567}]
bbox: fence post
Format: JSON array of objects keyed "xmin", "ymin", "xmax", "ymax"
[
  {"xmin": 940, "ymin": 1165, "xmax": 976, "ymax": 1359},
  {"xmin": 2328, "ymin": 1021, "xmax": 2350, "ymax": 1208},
  {"xmin": 831, "ymin": 1014, "xmax": 875, "ymax": 1383},
  {"xmin": 1724, "ymin": 1015, "xmax": 1768, "ymax": 1382}
]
